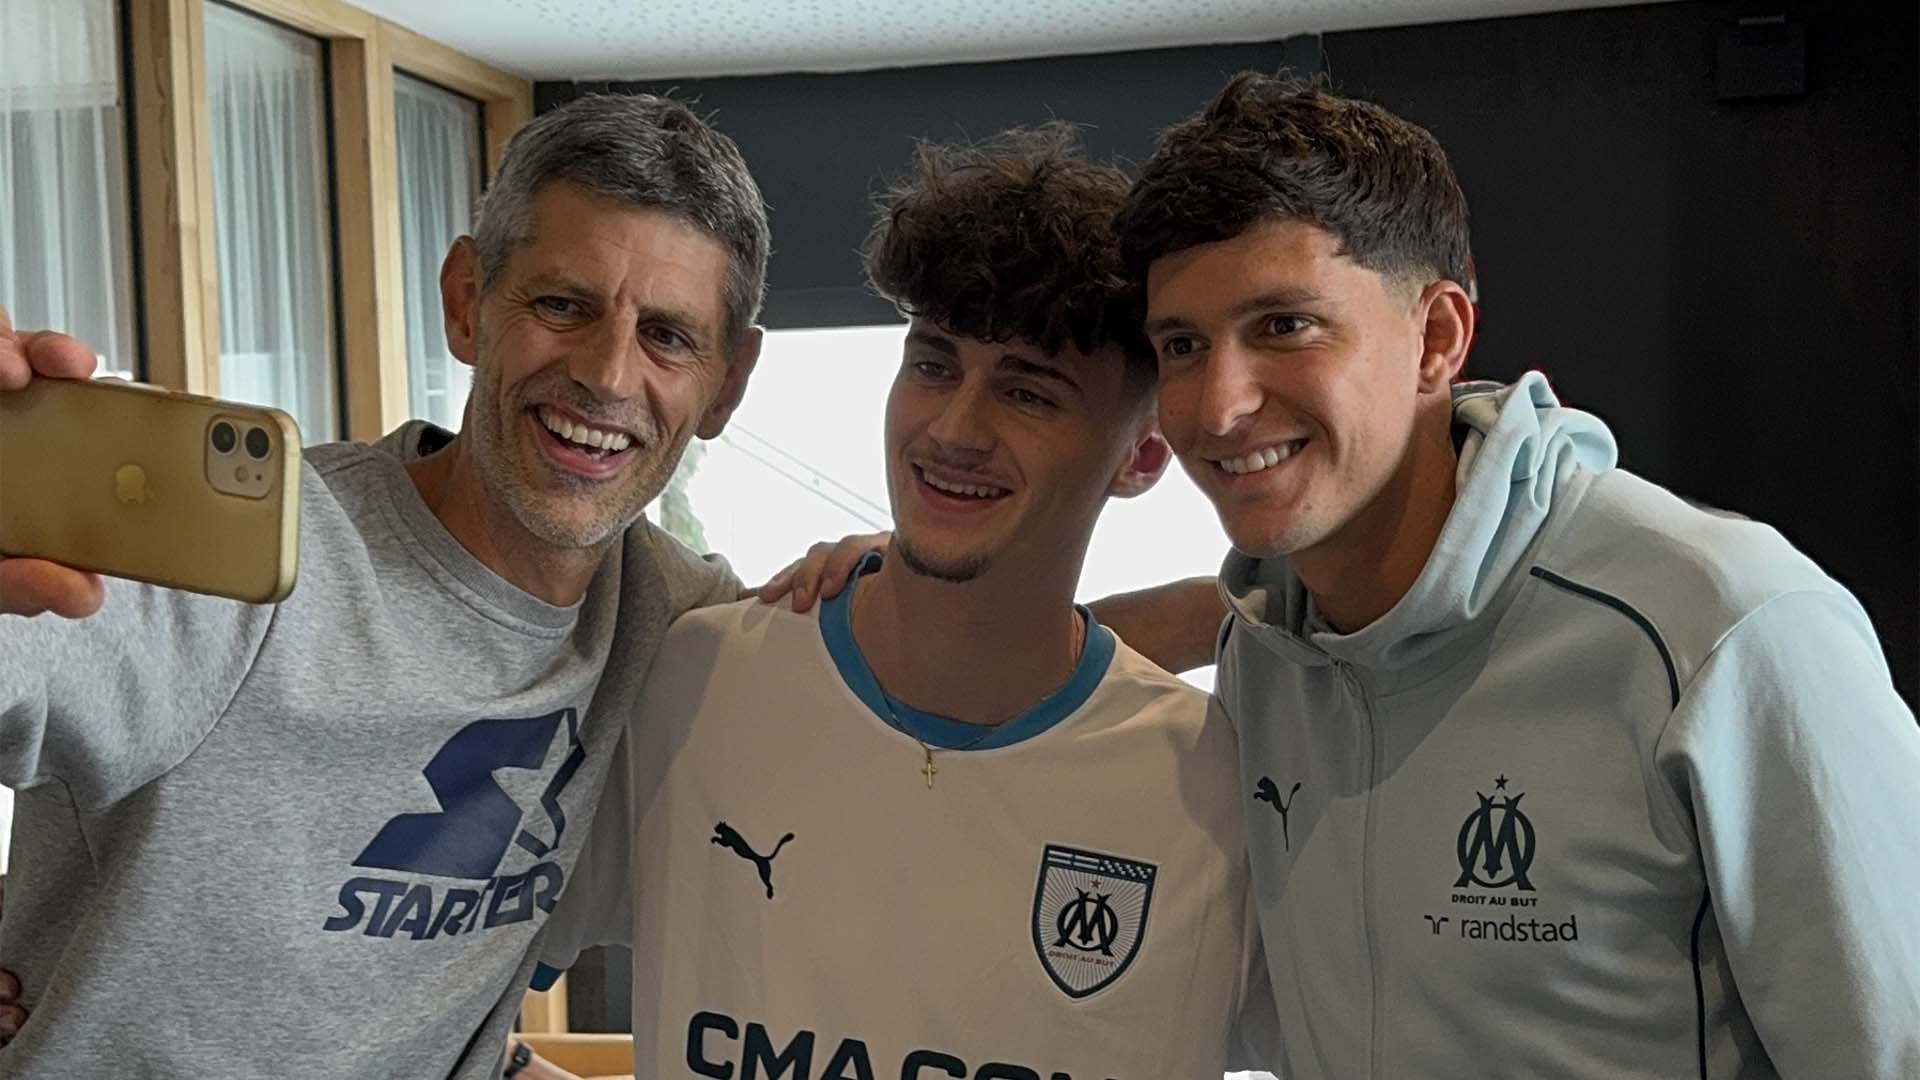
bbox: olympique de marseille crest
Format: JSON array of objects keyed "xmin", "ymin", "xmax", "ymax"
[{"xmin": 1031, "ymin": 844, "xmax": 1156, "ymax": 999}]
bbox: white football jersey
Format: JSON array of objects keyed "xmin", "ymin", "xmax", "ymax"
[{"xmin": 546, "ymin": 563, "xmax": 1276, "ymax": 1079}]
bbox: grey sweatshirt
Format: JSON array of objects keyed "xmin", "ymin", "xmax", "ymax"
[{"xmin": 0, "ymin": 423, "xmax": 738, "ymax": 1079}]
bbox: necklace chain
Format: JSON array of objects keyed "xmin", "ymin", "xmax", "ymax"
[
  {"xmin": 852, "ymin": 574, "xmax": 1084, "ymax": 789},
  {"xmin": 875, "ymin": 698, "xmax": 997, "ymax": 788}
]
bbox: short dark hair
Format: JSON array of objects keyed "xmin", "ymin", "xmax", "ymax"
[
  {"xmin": 474, "ymin": 93, "xmax": 770, "ymax": 349},
  {"xmin": 1116, "ymin": 73, "xmax": 1471, "ymax": 293},
  {"xmin": 864, "ymin": 124, "xmax": 1154, "ymax": 379}
]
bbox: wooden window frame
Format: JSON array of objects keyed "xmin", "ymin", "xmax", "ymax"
[{"xmin": 125, "ymin": 0, "xmax": 532, "ymax": 441}]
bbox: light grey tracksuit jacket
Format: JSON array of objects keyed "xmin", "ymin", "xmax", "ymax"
[{"xmin": 1219, "ymin": 375, "xmax": 1920, "ymax": 1079}]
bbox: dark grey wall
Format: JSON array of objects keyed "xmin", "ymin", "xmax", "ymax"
[
  {"xmin": 1316, "ymin": 1, "xmax": 1917, "ymax": 707},
  {"xmin": 537, "ymin": 1, "xmax": 1918, "ymax": 704},
  {"xmin": 535, "ymin": 36, "xmax": 1322, "ymax": 327}
]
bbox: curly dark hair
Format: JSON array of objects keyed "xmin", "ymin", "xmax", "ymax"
[
  {"xmin": 1116, "ymin": 73, "xmax": 1471, "ymax": 293},
  {"xmin": 864, "ymin": 124, "xmax": 1153, "ymax": 379}
]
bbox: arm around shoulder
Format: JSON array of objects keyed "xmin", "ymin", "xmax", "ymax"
[
  {"xmin": 633, "ymin": 521, "xmax": 745, "ymax": 615},
  {"xmin": 1090, "ymin": 576, "xmax": 1226, "ymax": 674}
]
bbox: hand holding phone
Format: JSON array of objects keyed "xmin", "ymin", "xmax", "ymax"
[
  {"xmin": 0, "ymin": 306, "xmax": 105, "ymax": 617},
  {"xmin": 0, "ymin": 305, "xmax": 301, "ymax": 609}
]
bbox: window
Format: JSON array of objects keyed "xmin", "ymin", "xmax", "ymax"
[
  {"xmin": 204, "ymin": 2, "xmax": 339, "ymax": 441},
  {"xmin": 0, "ymin": 0, "xmax": 138, "ymax": 379},
  {"xmin": 664, "ymin": 326, "xmax": 898, "ymax": 574},
  {"xmin": 665, "ymin": 324, "xmax": 1231, "ymax": 689},
  {"xmin": 394, "ymin": 72, "xmax": 483, "ymax": 430}
]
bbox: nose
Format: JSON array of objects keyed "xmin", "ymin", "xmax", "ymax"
[
  {"xmin": 925, "ymin": 373, "xmax": 996, "ymax": 457},
  {"xmin": 565, "ymin": 318, "xmax": 644, "ymax": 402},
  {"xmin": 1194, "ymin": 343, "xmax": 1263, "ymax": 439}
]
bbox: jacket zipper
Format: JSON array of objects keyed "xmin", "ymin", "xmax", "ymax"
[{"xmin": 1340, "ymin": 659, "xmax": 1385, "ymax": 1080}]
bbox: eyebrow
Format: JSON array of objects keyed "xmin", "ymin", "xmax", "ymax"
[
  {"xmin": 905, "ymin": 329, "xmax": 958, "ymax": 356},
  {"xmin": 635, "ymin": 302, "xmax": 711, "ymax": 343},
  {"xmin": 523, "ymin": 272, "xmax": 714, "ymax": 342},
  {"xmin": 1144, "ymin": 287, "xmax": 1331, "ymax": 336},
  {"xmin": 997, "ymin": 355, "xmax": 1080, "ymax": 393},
  {"xmin": 521, "ymin": 271, "xmax": 599, "ymax": 297},
  {"xmin": 907, "ymin": 330, "xmax": 1082, "ymax": 393},
  {"xmin": 1230, "ymin": 288, "xmax": 1330, "ymax": 318}
]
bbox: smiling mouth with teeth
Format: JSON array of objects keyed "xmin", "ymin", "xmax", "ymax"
[
  {"xmin": 536, "ymin": 405, "xmax": 635, "ymax": 458},
  {"xmin": 1216, "ymin": 439, "xmax": 1308, "ymax": 476},
  {"xmin": 916, "ymin": 465, "xmax": 1010, "ymax": 500}
]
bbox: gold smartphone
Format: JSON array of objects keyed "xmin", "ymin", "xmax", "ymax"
[{"xmin": 0, "ymin": 377, "xmax": 301, "ymax": 604}]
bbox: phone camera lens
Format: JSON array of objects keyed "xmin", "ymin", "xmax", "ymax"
[
  {"xmin": 211, "ymin": 421, "xmax": 237, "ymax": 454},
  {"xmin": 243, "ymin": 427, "xmax": 271, "ymax": 460}
]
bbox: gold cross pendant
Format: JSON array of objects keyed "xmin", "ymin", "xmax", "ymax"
[{"xmin": 921, "ymin": 748, "xmax": 938, "ymax": 789}]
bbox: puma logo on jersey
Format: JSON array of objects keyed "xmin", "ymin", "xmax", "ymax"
[
  {"xmin": 711, "ymin": 822, "xmax": 794, "ymax": 899},
  {"xmin": 1254, "ymin": 776, "xmax": 1303, "ymax": 851}
]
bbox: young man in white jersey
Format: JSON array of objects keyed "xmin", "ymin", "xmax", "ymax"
[
  {"xmin": 540, "ymin": 127, "xmax": 1276, "ymax": 1079},
  {"xmin": 1106, "ymin": 73, "xmax": 1920, "ymax": 1078}
]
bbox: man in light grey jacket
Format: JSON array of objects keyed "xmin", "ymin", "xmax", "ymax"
[{"xmin": 1113, "ymin": 72, "xmax": 1920, "ymax": 1079}]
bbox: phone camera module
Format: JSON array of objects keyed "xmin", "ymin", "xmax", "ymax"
[
  {"xmin": 211, "ymin": 421, "xmax": 238, "ymax": 454},
  {"xmin": 243, "ymin": 426, "xmax": 271, "ymax": 460}
]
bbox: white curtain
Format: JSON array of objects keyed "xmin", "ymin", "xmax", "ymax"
[
  {"xmin": 0, "ymin": 0, "xmax": 137, "ymax": 379},
  {"xmin": 394, "ymin": 72, "xmax": 482, "ymax": 430},
  {"xmin": 204, "ymin": 3, "xmax": 338, "ymax": 442}
]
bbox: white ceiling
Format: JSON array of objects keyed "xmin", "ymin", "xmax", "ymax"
[{"xmin": 354, "ymin": 0, "xmax": 1665, "ymax": 81}]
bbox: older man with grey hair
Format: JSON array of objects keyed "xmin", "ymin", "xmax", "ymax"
[{"xmin": 0, "ymin": 93, "xmax": 774, "ymax": 1078}]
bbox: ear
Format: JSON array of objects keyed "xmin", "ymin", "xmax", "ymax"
[
  {"xmin": 441, "ymin": 237, "xmax": 484, "ymax": 368},
  {"xmin": 697, "ymin": 325, "xmax": 763, "ymax": 440},
  {"xmin": 1107, "ymin": 416, "xmax": 1173, "ymax": 500},
  {"xmin": 1414, "ymin": 278, "xmax": 1475, "ymax": 392}
]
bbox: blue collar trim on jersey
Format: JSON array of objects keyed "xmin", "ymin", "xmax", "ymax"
[{"xmin": 820, "ymin": 551, "xmax": 1115, "ymax": 750}]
